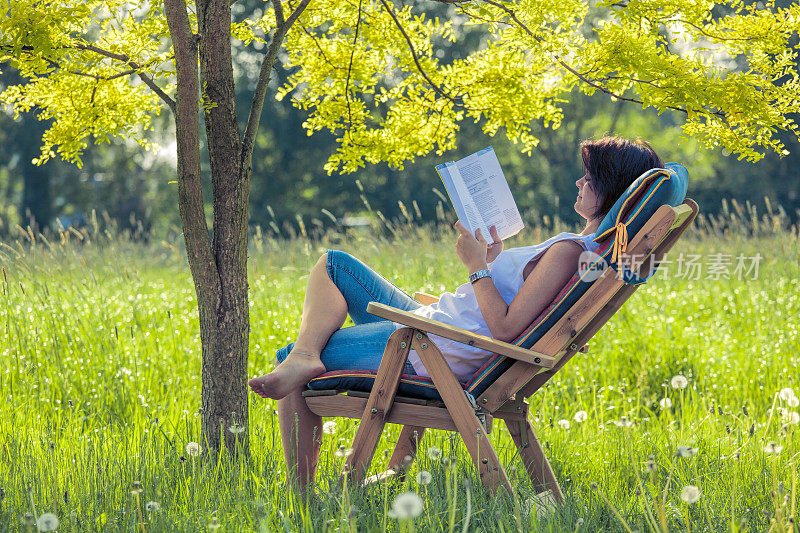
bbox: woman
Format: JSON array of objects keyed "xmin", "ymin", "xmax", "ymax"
[{"xmin": 249, "ymin": 136, "xmax": 663, "ymax": 490}]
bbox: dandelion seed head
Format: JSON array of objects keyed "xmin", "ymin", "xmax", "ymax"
[
  {"xmin": 208, "ymin": 516, "xmax": 221, "ymax": 531},
  {"xmin": 146, "ymin": 501, "xmax": 160, "ymax": 512},
  {"xmin": 573, "ymin": 410, "xmax": 588, "ymax": 423},
  {"xmin": 779, "ymin": 388, "xmax": 796, "ymax": 402},
  {"xmin": 676, "ymin": 445, "xmax": 698, "ymax": 458},
  {"xmin": 228, "ymin": 424, "xmax": 245, "ymax": 435},
  {"xmin": 334, "ymin": 446, "xmax": 353, "ymax": 458},
  {"xmin": 186, "ymin": 442, "xmax": 202, "ymax": 457},
  {"xmin": 680, "ymin": 485, "xmax": 701, "ymax": 504},
  {"xmin": 614, "ymin": 417, "xmax": 633, "ymax": 428},
  {"xmin": 558, "ymin": 419, "xmax": 571, "ymax": 429},
  {"xmin": 426, "ymin": 447, "xmax": 441, "ymax": 461},
  {"xmin": 322, "ymin": 421, "xmax": 337, "ymax": 434},
  {"xmin": 131, "ymin": 481, "xmax": 143, "ymax": 495},
  {"xmin": 671, "ymin": 375, "xmax": 688, "ymax": 389},
  {"xmin": 391, "ymin": 492, "xmax": 424, "ymax": 519},
  {"xmin": 789, "ymin": 396, "xmax": 800, "ymax": 408},
  {"xmin": 416, "ymin": 470, "xmax": 432, "ymax": 485},
  {"xmin": 784, "ymin": 411, "xmax": 800, "ymax": 425},
  {"xmin": 659, "ymin": 398, "xmax": 673, "ymax": 409},
  {"xmin": 36, "ymin": 513, "xmax": 60, "ymax": 532},
  {"xmin": 764, "ymin": 442, "xmax": 783, "ymax": 454}
]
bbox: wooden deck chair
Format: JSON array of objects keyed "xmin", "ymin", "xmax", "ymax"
[{"xmin": 302, "ymin": 163, "xmax": 698, "ymax": 499}]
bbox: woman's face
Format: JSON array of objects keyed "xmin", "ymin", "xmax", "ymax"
[{"xmin": 574, "ymin": 174, "xmax": 602, "ymax": 221}]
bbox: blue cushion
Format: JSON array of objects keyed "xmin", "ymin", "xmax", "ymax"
[
  {"xmin": 594, "ymin": 163, "xmax": 688, "ymax": 245},
  {"xmin": 309, "ymin": 164, "xmax": 690, "ymax": 401}
]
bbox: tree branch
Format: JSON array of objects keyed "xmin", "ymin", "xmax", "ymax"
[
  {"xmin": 378, "ymin": 0, "xmax": 462, "ymax": 106},
  {"xmin": 241, "ymin": 0, "xmax": 312, "ymax": 165},
  {"xmin": 480, "ymin": 0, "xmax": 726, "ymax": 120},
  {"xmin": 75, "ymin": 43, "xmax": 176, "ymax": 113},
  {"xmin": 344, "ymin": 0, "xmax": 363, "ymax": 129},
  {"xmin": 163, "ymin": 0, "xmax": 219, "ymax": 296}
]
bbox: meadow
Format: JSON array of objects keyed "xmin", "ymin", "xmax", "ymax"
[{"xmin": 0, "ymin": 201, "xmax": 798, "ymax": 532}]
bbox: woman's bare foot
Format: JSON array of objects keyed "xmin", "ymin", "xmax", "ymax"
[{"xmin": 249, "ymin": 351, "xmax": 326, "ymax": 400}]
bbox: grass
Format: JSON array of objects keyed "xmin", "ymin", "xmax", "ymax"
[{"xmin": 0, "ymin": 202, "xmax": 798, "ymax": 532}]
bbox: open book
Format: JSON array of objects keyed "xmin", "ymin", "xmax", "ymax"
[{"xmin": 436, "ymin": 146, "xmax": 524, "ymax": 241}]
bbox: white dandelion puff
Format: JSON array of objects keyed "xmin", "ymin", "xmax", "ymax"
[
  {"xmin": 614, "ymin": 416, "xmax": 633, "ymax": 428},
  {"xmin": 779, "ymin": 388, "xmax": 796, "ymax": 402},
  {"xmin": 676, "ymin": 445, "xmax": 698, "ymax": 458},
  {"xmin": 783, "ymin": 411, "xmax": 800, "ymax": 425},
  {"xmin": 415, "ymin": 470, "xmax": 432, "ymax": 485},
  {"xmin": 573, "ymin": 410, "xmax": 588, "ymax": 423},
  {"xmin": 659, "ymin": 398, "xmax": 673, "ymax": 409},
  {"xmin": 557, "ymin": 419, "xmax": 571, "ymax": 429},
  {"xmin": 322, "ymin": 421, "xmax": 338, "ymax": 434},
  {"xmin": 680, "ymin": 485, "xmax": 701, "ymax": 504},
  {"xmin": 228, "ymin": 423, "xmax": 245, "ymax": 435},
  {"xmin": 131, "ymin": 481, "xmax": 143, "ymax": 495},
  {"xmin": 208, "ymin": 516, "xmax": 221, "ymax": 531},
  {"xmin": 335, "ymin": 446, "xmax": 353, "ymax": 458},
  {"xmin": 788, "ymin": 396, "xmax": 800, "ymax": 408},
  {"xmin": 391, "ymin": 492, "xmax": 424, "ymax": 519},
  {"xmin": 521, "ymin": 491, "xmax": 557, "ymax": 520},
  {"xmin": 146, "ymin": 501, "xmax": 160, "ymax": 512},
  {"xmin": 36, "ymin": 513, "xmax": 60, "ymax": 532},
  {"xmin": 764, "ymin": 442, "xmax": 783, "ymax": 454},
  {"xmin": 186, "ymin": 442, "xmax": 202, "ymax": 457},
  {"xmin": 671, "ymin": 375, "xmax": 688, "ymax": 389},
  {"xmin": 426, "ymin": 447, "xmax": 442, "ymax": 461}
]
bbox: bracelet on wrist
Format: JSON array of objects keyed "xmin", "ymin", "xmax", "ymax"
[{"xmin": 468, "ymin": 268, "xmax": 492, "ymax": 283}]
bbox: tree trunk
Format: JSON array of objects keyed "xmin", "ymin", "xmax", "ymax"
[
  {"xmin": 164, "ymin": 0, "xmax": 309, "ymax": 455},
  {"xmin": 20, "ymin": 119, "xmax": 52, "ymax": 232},
  {"xmin": 197, "ymin": 0, "xmax": 250, "ymax": 454},
  {"xmin": 164, "ymin": 0, "xmax": 249, "ymax": 455}
]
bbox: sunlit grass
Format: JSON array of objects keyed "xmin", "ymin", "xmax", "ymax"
[{"xmin": 0, "ymin": 203, "xmax": 798, "ymax": 531}]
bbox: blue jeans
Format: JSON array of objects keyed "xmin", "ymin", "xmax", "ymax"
[{"xmin": 275, "ymin": 250, "xmax": 422, "ymax": 374}]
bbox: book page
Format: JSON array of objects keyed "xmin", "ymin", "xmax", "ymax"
[
  {"xmin": 436, "ymin": 164, "xmax": 474, "ymax": 232},
  {"xmin": 439, "ymin": 162, "xmax": 483, "ymax": 233},
  {"xmin": 449, "ymin": 147, "xmax": 524, "ymax": 240}
]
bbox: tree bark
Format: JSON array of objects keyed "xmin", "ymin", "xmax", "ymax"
[
  {"xmin": 197, "ymin": 0, "xmax": 250, "ymax": 453},
  {"xmin": 163, "ymin": 0, "xmax": 310, "ymax": 455},
  {"xmin": 165, "ymin": 0, "xmax": 244, "ymax": 455}
]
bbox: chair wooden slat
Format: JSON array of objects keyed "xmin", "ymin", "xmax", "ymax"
[
  {"xmin": 344, "ymin": 328, "xmax": 414, "ymax": 483},
  {"xmin": 413, "ymin": 333, "xmax": 512, "ymax": 495}
]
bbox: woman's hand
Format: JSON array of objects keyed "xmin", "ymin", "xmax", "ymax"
[
  {"xmin": 454, "ymin": 221, "xmax": 489, "ymax": 273},
  {"xmin": 485, "ymin": 225, "xmax": 504, "ymax": 263}
]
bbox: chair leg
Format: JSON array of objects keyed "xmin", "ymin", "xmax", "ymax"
[
  {"xmin": 506, "ymin": 418, "xmax": 564, "ymax": 503},
  {"xmin": 413, "ymin": 334, "xmax": 513, "ymax": 495},
  {"xmin": 344, "ymin": 328, "xmax": 414, "ymax": 485},
  {"xmin": 388, "ymin": 425, "xmax": 426, "ymax": 477}
]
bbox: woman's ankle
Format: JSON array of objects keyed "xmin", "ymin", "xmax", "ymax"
[{"xmin": 288, "ymin": 347, "xmax": 322, "ymax": 359}]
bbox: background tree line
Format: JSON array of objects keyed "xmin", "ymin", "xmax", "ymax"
[{"xmin": 1, "ymin": 1, "xmax": 797, "ymax": 240}]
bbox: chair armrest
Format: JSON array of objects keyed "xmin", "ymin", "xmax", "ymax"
[
  {"xmin": 414, "ymin": 291, "xmax": 440, "ymax": 305},
  {"xmin": 367, "ymin": 302, "xmax": 557, "ymax": 368}
]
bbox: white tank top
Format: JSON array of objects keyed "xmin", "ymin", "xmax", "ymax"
[{"xmin": 398, "ymin": 232, "xmax": 600, "ymax": 381}]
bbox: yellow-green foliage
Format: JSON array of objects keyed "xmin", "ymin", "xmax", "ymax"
[{"xmin": 1, "ymin": 0, "xmax": 798, "ymax": 170}]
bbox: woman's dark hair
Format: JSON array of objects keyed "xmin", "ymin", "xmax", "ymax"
[{"xmin": 580, "ymin": 136, "xmax": 664, "ymax": 219}]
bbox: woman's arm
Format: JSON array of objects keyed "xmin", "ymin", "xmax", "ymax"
[
  {"xmin": 454, "ymin": 221, "xmax": 583, "ymax": 342},
  {"xmin": 471, "ymin": 241, "xmax": 583, "ymax": 342}
]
